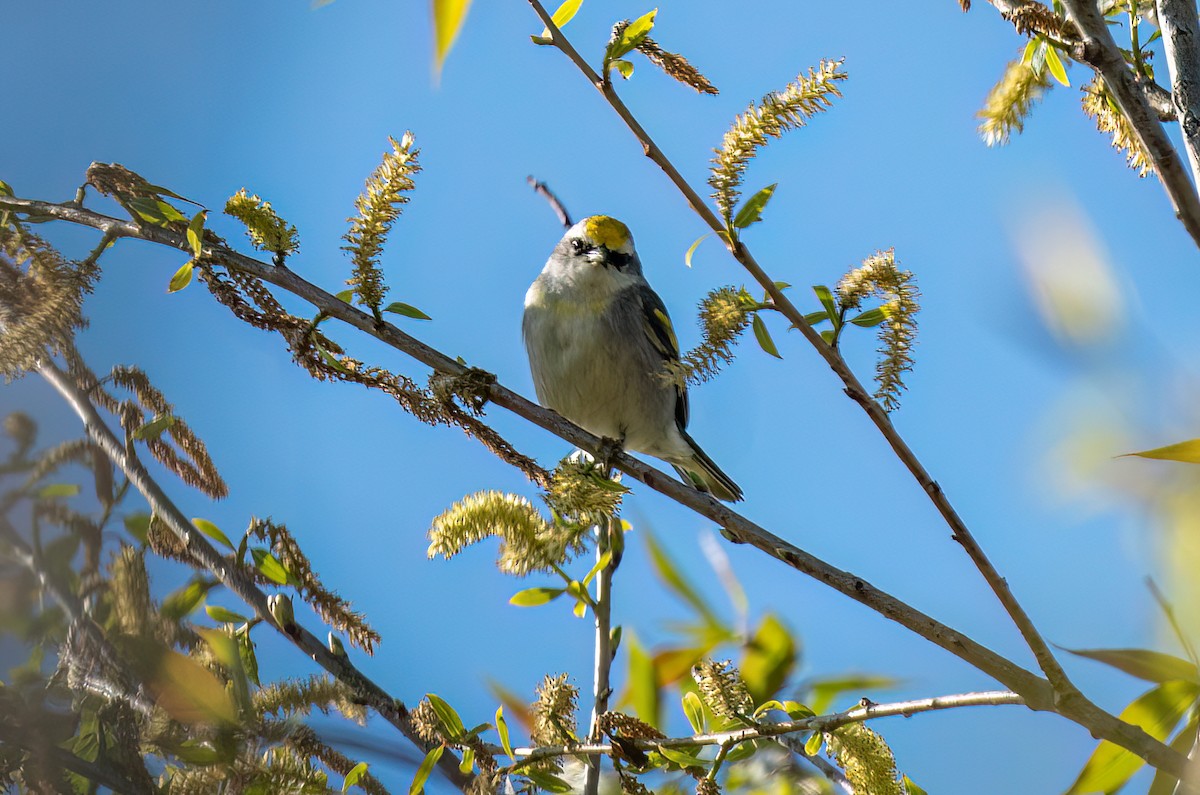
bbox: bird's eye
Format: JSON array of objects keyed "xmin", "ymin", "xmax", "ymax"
[{"xmin": 570, "ymin": 239, "xmax": 587, "ymax": 255}]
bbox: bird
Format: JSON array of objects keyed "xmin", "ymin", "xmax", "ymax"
[{"xmin": 523, "ymin": 215, "xmax": 743, "ymax": 502}]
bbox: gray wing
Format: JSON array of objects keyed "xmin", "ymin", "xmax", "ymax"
[{"xmin": 636, "ymin": 284, "xmax": 688, "ymax": 430}]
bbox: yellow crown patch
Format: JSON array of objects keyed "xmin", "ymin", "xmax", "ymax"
[{"xmin": 584, "ymin": 216, "xmax": 631, "ymax": 250}]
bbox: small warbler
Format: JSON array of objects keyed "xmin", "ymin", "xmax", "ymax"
[{"xmin": 523, "ymin": 215, "xmax": 742, "ymax": 502}]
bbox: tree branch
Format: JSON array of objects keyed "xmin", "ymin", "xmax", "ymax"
[
  {"xmin": 0, "ymin": 193, "xmax": 1188, "ymax": 777},
  {"xmin": 512, "ymin": 690, "xmax": 1026, "ymax": 763},
  {"xmin": 1155, "ymin": 0, "xmax": 1200, "ymax": 188},
  {"xmin": 33, "ymin": 357, "xmax": 474, "ymax": 792},
  {"xmin": 583, "ymin": 520, "xmax": 617, "ymax": 795}
]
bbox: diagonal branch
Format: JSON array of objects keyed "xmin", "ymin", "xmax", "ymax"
[
  {"xmin": 0, "ymin": 193, "xmax": 1187, "ymax": 777},
  {"xmin": 1155, "ymin": 0, "xmax": 1200, "ymax": 189},
  {"xmin": 33, "ymin": 357, "xmax": 474, "ymax": 792}
]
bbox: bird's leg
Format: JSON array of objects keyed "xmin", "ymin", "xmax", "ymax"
[{"xmin": 595, "ymin": 434, "xmax": 626, "ymax": 479}]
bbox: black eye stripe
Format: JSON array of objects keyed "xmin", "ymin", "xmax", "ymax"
[{"xmin": 607, "ymin": 250, "xmax": 631, "ymax": 270}]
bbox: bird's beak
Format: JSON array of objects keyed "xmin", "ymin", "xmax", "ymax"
[{"xmin": 584, "ymin": 247, "xmax": 609, "ymax": 267}]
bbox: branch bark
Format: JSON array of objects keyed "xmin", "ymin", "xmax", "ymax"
[
  {"xmin": 1155, "ymin": 0, "xmax": 1200, "ymax": 188},
  {"xmin": 0, "ymin": 193, "xmax": 1188, "ymax": 777},
  {"xmin": 33, "ymin": 357, "xmax": 474, "ymax": 792}
]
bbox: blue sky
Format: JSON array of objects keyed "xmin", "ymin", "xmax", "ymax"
[{"xmin": 6, "ymin": 1, "xmax": 1200, "ymax": 792}]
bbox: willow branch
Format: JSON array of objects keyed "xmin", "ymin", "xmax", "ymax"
[
  {"xmin": 0, "ymin": 193, "xmax": 1187, "ymax": 777},
  {"xmin": 584, "ymin": 521, "xmax": 616, "ymax": 795},
  {"xmin": 33, "ymin": 357, "xmax": 473, "ymax": 792},
  {"xmin": 527, "ymin": 176, "xmax": 574, "ymax": 229},
  {"xmin": 1156, "ymin": 0, "xmax": 1200, "ymax": 189},
  {"xmin": 512, "ymin": 691, "xmax": 1026, "ymax": 762},
  {"xmin": 527, "ymin": 0, "xmax": 1078, "ymax": 711},
  {"xmin": 0, "ymin": 725, "xmax": 150, "ymax": 795}
]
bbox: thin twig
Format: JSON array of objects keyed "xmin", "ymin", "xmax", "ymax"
[
  {"xmin": 0, "ymin": 193, "xmax": 1188, "ymax": 777},
  {"xmin": 512, "ymin": 690, "xmax": 1026, "ymax": 762},
  {"xmin": 34, "ymin": 357, "xmax": 474, "ymax": 792},
  {"xmin": 583, "ymin": 519, "xmax": 617, "ymax": 795},
  {"xmin": 528, "ymin": 176, "xmax": 573, "ymax": 229},
  {"xmin": 1155, "ymin": 0, "xmax": 1200, "ymax": 189}
]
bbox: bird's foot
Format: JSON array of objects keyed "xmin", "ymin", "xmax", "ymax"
[{"xmin": 595, "ymin": 435, "xmax": 626, "ymax": 478}]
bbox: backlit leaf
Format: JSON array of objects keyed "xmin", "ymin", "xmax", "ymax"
[
  {"xmin": 432, "ymin": 0, "xmax": 472, "ymax": 70},
  {"xmin": 409, "ymin": 745, "xmax": 443, "ymax": 795},
  {"xmin": 752, "ymin": 315, "xmax": 782, "ymax": 359},
  {"xmin": 192, "ymin": 517, "xmax": 235, "ymax": 550},
  {"xmin": 733, "ymin": 183, "xmax": 778, "ymax": 229},
  {"xmin": 1063, "ymin": 647, "xmax": 1200, "ymax": 684},
  {"xmin": 1122, "ymin": 439, "xmax": 1200, "ymax": 464}
]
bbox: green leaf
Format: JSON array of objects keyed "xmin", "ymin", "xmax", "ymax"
[
  {"xmin": 128, "ymin": 197, "xmax": 186, "ymax": 226},
  {"xmin": 1063, "ymin": 647, "xmax": 1200, "ymax": 684},
  {"xmin": 161, "ymin": 579, "xmax": 216, "ymax": 620},
  {"xmin": 132, "ymin": 415, "xmax": 177, "ymax": 441},
  {"xmin": 681, "ymin": 691, "xmax": 705, "ymax": 734},
  {"xmin": 236, "ymin": 626, "xmax": 259, "ymax": 687},
  {"xmin": 849, "ymin": 306, "xmax": 889, "ymax": 328},
  {"xmin": 316, "ymin": 345, "xmax": 350, "ymax": 373},
  {"xmin": 124, "ymin": 513, "xmax": 151, "ymax": 543},
  {"xmin": 509, "ymin": 587, "xmax": 565, "ymax": 607},
  {"xmin": 524, "ymin": 770, "xmax": 573, "ymax": 793},
  {"xmin": 335, "ymin": 289, "xmax": 354, "ymax": 302},
  {"xmin": 1021, "ymin": 36, "xmax": 1039, "ymax": 66},
  {"xmin": 819, "ymin": 329, "xmax": 835, "ymax": 344},
  {"xmin": 1044, "ymin": 43, "xmax": 1070, "ymax": 86},
  {"xmin": 383, "ymin": 301, "xmax": 432, "ymax": 321},
  {"xmin": 684, "ymin": 234, "xmax": 709, "ymax": 268},
  {"xmin": 625, "ymin": 630, "xmax": 661, "ymax": 726},
  {"xmin": 205, "ymin": 605, "xmax": 249, "ymax": 624},
  {"xmin": 432, "ymin": 0, "xmax": 473, "ymax": 70},
  {"xmin": 607, "ymin": 7, "xmax": 657, "ymax": 60},
  {"xmin": 657, "ymin": 744, "xmax": 708, "ymax": 769},
  {"xmin": 533, "ymin": 0, "xmax": 583, "ymax": 42},
  {"xmin": 186, "ymin": 210, "xmax": 207, "ymax": 258},
  {"xmin": 192, "ymin": 518, "xmax": 235, "ymax": 551},
  {"xmin": 458, "ymin": 747, "xmax": 474, "ymax": 775},
  {"xmin": 1122, "ymin": 439, "xmax": 1200, "ymax": 464},
  {"xmin": 409, "ymin": 745, "xmax": 443, "ymax": 795},
  {"xmin": 342, "ymin": 761, "xmax": 369, "ymax": 792},
  {"xmin": 733, "ymin": 183, "xmax": 778, "ymax": 229},
  {"xmin": 0, "ymin": 179, "xmax": 12, "ymax": 197},
  {"xmin": 804, "ymin": 732, "xmax": 823, "ymax": 756},
  {"xmin": 644, "ymin": 532, "xmax": 721, "ymax": 628},
  {"xmin": 1067, "ymin": 680, "xmax": 1200, "ymax": 794},
  {"xmin": 903, "ymin": 775, "xmax": 928, "ymax": 795},
  {"xmin": 37, "ymin": 483, "xmax": 80, "ymax": 499},
  {"xmin": 250, "ymin": 548, "xmax": 290, "ymax": 585},
  {"xmin": 803, "ymin": 310, "xmax": 830, "ymax": 326},
  {"xmin": 740, "ymin": 612, "xmax": 797, "ymax": 704},
  {"xmin": 426, "ymin": 693, "xmax": 466, "ymax": 740},
  {"xmin": 583, "ymin": 551, "xmax": 613, "ymax": 586},
  {"xmin": 496, "ymin": 705, "xmax": 513, "ymax": 759},
  {"xmin": 752, "ymin": 315, "xmax": 782, "ymax": 359},
  {"xmin": 812, "ymin": 285, "xmax": 839, "ymax": 326},
  {"xmin": 613, "ymin": 59, "xmax": 635, "ymax": 79}
]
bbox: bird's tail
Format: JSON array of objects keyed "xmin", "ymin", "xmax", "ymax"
[{"xmin": 672, "ymin": 431, "xmax": 743, "ymax": 502}]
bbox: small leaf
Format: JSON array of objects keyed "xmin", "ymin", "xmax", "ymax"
[
  {"xmin": 343, "ymin": 761, "xmax": 369, "ymax": 792},
  {"xmin": 37, "ymin": 483, "xmax": 80, "ymax": 499},
  {"xmin": 0, "ymin": 179, "xmax": 12, "ymax": 197},
  {"xmin": 205, "ymin": 605, "xmax": 249, "ymax": 624},
  {"xmin": 820, "ymin": 329, "xmax": 835, "ymax": 344},
  {"xmin": 250, "ymin": 548, "xmax": 290, "ymax": 585},
  {"xmin": 128, "ymin": 197, "xmax": 186, "ymax": 226},
  {"xmin": 812, "ymin": 285, "xmax": 839, "ymax": 325},
  {"xmin": 316, "ymin": 345, "xmax": 350, "ymax": 373},
  {"xmin": 607, "ymin": 7, "xmax": 657, "ymax": 60},
  {"xmin": 803, "ymin": 310, "xmax": 830, "ymax": 326},
  {"xmin": 1122, "ymin": 439, "xmax": 1200, "ymax": 464},
  {"xmin": 740, "ymin": 612, "xmax": 796, "ymax": 704},
  {"xmin": 535, "ymin": 0, "xmax": 584, "ymax": 41},
  {"xmin": 613, "ymin": 59, "xmax": 634, "ymax": 79},
  {"xmin": 426, "ymin": 693, "xmax": 467, "ymax": 740},
  {"xmin": 167, "ymin": 260, "xmax": 195, "ymax": 293},
  {"xmin": 1063, "ymin": 647, "xmax": 1200, "ymax": 684},
  {"xmin": 681, "ymin": 691, "xmax": 705, "ymax": 733},
  {"xmin": 496, "ymin": 705, "xmax": 513, "ymax": 759},
  {"xmin": 458, "ymin": 747, "xmax": 475, "ymax": 775},
  {"xmin": 186, "ymin": 210, "xmax": 207, "ymax": 258},
  {"xmin": 335, "ymin": 289, "xmax": 354, "ymax": 302},
  {"xmin": 752, "ymin": 315, "xmax": 782, "ymax": 359},
  {"xmin": 657, "ymin": 744, "xmax": 708, "ymax": 769},
  {"xmin": 733, "ymin": 183, "xmax": 778, "ymax": 229},
  {"xmin": 684, "ymin": 234, "xmax": 709, "ymax": 268},
  {"xmin": 583, "ymin": 551, "xmax": 613, "ymax": 585},
  {"xmin": 903, "ymin": 775, "xmax": 928, "ymax": 795},
  {"xmin": 409, "ymin": 745, "xmax": 443, "ymax": 795},
  {"xmin": 509, "ymin": 587, "xmax": 565, "ymax": 607},
  {"xmin": 804, "ymin": 732, "xmax": 823, "ymax": 756},
  {"xmin": 849, "ymin": 306, "xmax": 889, "ymax": 328},
  {"xmin": 384, "ymin": 301, "xmax": 432, "ymax": 321},
  {"xmin": 524, "ymin": 770, "xmax": 573, "ymax": 793},
  {"xmin": 132, "ymin": 415, "xmax": 177, "ymax": 441},
  {"xmin": 124, "ymin": 513, "xmax": 151, "ymax": 543},
  {"xmin": 191, "ymin": 518, "xmax": 235, "ymax": 551},
  {"xmin": 161, "ymin": 579, "xmax": 216, "ymax": 620},
  {"xmin": 432, "ymin": 0, "xmax": 473, "ymax": 70},
  {"xmin": 1044, "ymin": 44, "xmax": 1070, "ymax": 86}
]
